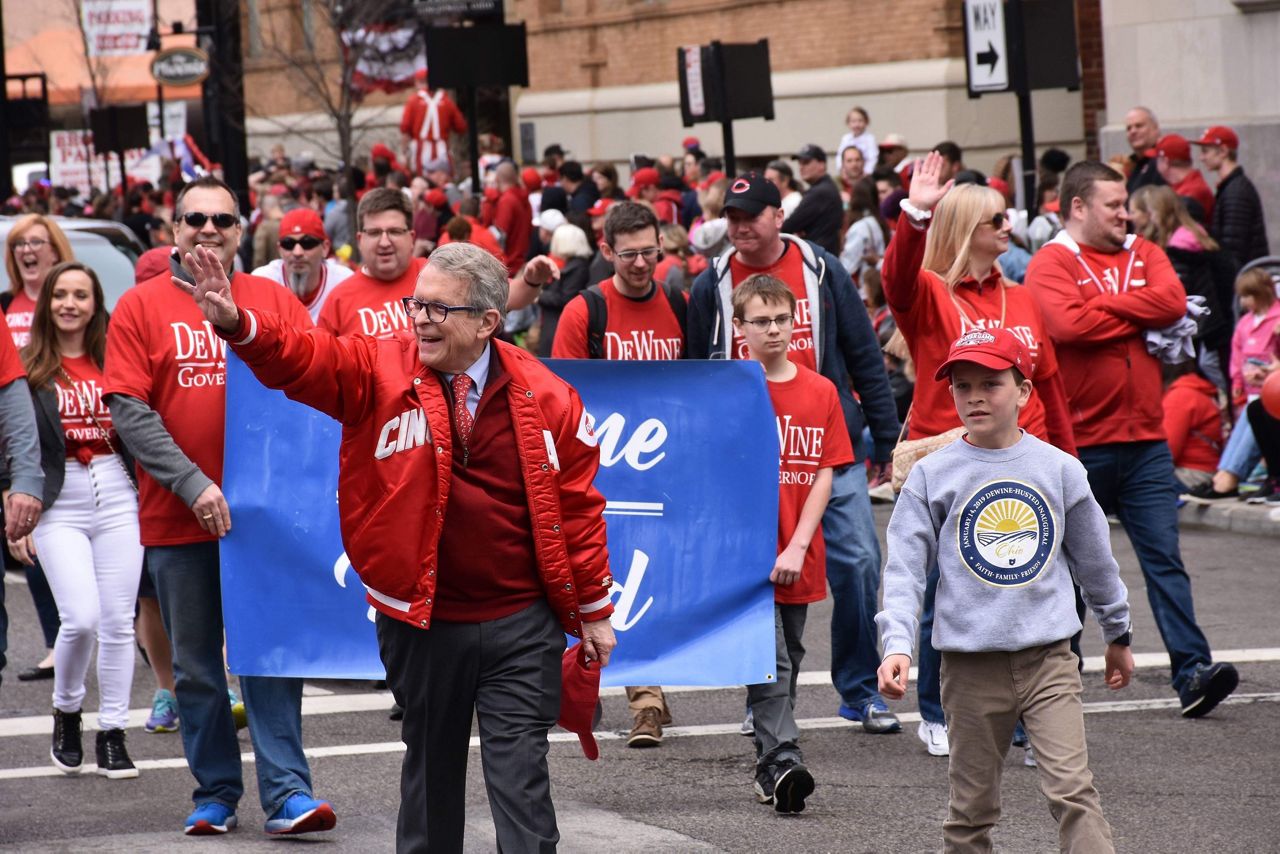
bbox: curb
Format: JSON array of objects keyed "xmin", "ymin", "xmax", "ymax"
[{"xmin": 1178, "ymin": 499, "xmax": 1280, "ymax": 538}]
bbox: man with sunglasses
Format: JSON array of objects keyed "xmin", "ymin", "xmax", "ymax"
[
  {"xmin": 179, "ymin": 239, "xmax": 616, "ymax": 853},
  {"xmin": 104, "ymin": 175, "xmax": 336, "ymax": 838},
  {"xmin": 251, "ymin": 209, "xmax": 353, "ymax": 322}
]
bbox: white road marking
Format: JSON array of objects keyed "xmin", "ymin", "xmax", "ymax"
[
  {"xmin": 1, "ymin": 692, "xmax": 1276, "ymax": 782},
  {"xmin": 1, "ymin": 647, "xmax": 1277, "ymax": 739}
]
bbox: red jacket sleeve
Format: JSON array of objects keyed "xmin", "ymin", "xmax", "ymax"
[
  {"xmin": 1026, "ymin": 246, "xmax": 1142, "ymax": 344},
  {"xmin": 551, "ymin": 386, "xmax": 613, "ymax": 620},
  {"xmin": 1090, "ymin": 242, "xmax": 1187, "ymax": 328},
  {"xmin": 399, "ymin": 96, "xmax": 417, "ymax": 136},
  {"xmin": 494, "ymin": 193, "xmax": 518, "ymax": 241},
  {"xmin": 550, "ymin": 295, "xmax": 591, "ymax": 359},
  {"xmin": 881, "ymin": 212, "xmax": 931, "ymax": 316},
  {"xmin": 223, "ymin": 308, "xmax": 378, "ymax": 427},
  {"xmin": 1038, "ymin": 370, "xmax": 1077, "ymax": 456}
]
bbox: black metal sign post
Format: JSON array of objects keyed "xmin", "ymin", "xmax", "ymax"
[{"xmin": 678, "ymin": 40, "xmax": 773, "ymax": 178}]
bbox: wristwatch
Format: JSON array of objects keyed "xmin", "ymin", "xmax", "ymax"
[{"xmin": 1111, "ymin": 627, "xmax": 1133, "ymax": 647}]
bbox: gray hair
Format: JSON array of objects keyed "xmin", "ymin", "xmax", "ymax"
[
  {"xmin": 427, "ymin": 242, "xmax": 509, "ymax": 322},
  {"xmin": 549, "ymin": 223, "xmax": 593, "ymax": 260}
]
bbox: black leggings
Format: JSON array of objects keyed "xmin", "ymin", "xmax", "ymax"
[{"xmin": 1246, "ymin": 399, "xmax": 1280, "ymax": 477}]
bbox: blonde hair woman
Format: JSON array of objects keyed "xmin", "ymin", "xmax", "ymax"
[{"xmin": 878, "ymin": 150, "xmax": 1076, "ymax": 758}]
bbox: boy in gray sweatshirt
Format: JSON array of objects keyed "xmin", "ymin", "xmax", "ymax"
[{"xmin": 875, "ymin": 327, "xmax": 1134, "ymax": 853}]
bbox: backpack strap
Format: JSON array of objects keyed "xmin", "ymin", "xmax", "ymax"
[
  {"xmin": 661, "ymin": 280, "xmax": 688, "ymax": 353},
  {"xmin": 583, "ymin": 285, "xmax": 607, "ymax": 360}
]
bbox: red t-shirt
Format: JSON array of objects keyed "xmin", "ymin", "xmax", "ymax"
[
  {"xmin": 729, "ymin": 245, "xmax": 817, "ymax": 370},
  {"xmin": 103, "ymin": 272, "xmax": 312, "ymax": 546},
  {"xmin": 56, "ymin": 354, "xmax": 114, "ymax": 460},
  {"xmin": 318, "ymin": 257, "xmax": 428, "ymax": 337},
  {"xmin": 768, "ymin": 365, "xmax": 854, "ymax": 605},
  {"xmin": 5, "ymin": 290, "xmax": 37, "ymax": 348},
  {"xmin": 551, "ymin": 278, "xmax": 685, "ymax": 360},
  {"xmin": 0, "ymin": 319, "xmax": 26, "ymax": 387}
]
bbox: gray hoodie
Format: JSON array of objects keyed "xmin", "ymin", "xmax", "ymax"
[{"xmin": 877, "ymin": 432, "xmax": 1130, "ymax": 657}]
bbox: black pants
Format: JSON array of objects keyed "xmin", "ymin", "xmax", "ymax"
[
  {"xmin": 1247, "ymin": 399, "xmax": 1280, "ymax": 476},
  {"xmin": 376, "ymin": 599, "xmax": 565, "ymax": 854}
]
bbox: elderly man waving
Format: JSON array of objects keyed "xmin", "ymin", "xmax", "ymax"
[{"xmin": 180, "ymin": 240, "xmax": 617, "ymax": 853}]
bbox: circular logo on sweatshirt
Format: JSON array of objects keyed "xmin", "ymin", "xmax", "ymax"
[{"xmin": 956, "ymin": 480, "xmax": 1057, "ymax": 587}]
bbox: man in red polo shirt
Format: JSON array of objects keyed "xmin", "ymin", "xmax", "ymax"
[{"xmin": 1150, "ymin": 133, "xmax": 1215, "ymax": 223}]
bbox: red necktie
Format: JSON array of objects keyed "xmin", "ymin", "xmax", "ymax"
[{"xmin": 451, "ymin": 373, "xmax": 474, "ymax": 448}]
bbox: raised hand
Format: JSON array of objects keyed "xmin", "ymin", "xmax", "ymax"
[
  {"xmin": 173, "ymin": 245, "xmax": 241, "ymax": 333},
  {"xmin": 907, "ymin": 150, "xmax": 955, "ymax": 213}
]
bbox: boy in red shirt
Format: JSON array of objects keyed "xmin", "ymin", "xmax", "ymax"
[{"xmin": 732, "ymin": 273, "xmax": 853, "ymax": 814}]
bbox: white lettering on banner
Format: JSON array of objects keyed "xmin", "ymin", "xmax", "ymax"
[
  {"xmin": 609, "ymin": 549, "xmax": 654, "ymax": 631},
  {"xmin": 604, "ymin": 331, "xmax": 683, "ymax": 360},
  {"xmin": 357, "ymin": 300, "xmax": 411, "ymax": 338},
  {"xmin": 592, "ymin": 412, "xmax": 667, "ymax": 471},
  {"xmin": 170, "ymin": 321, "xmax": 228, "ymax": 388},
  {"xmin": 332, "ymin": 553, "xmax": 377, "ymax": 623},
  {"xmin": 374, "ymin": 408, "xmax": 428, "ymax": 460}
]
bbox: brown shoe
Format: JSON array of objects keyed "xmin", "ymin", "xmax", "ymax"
[{"xmin": 627, "ymin": 707, "xmax": 663, "ymax": 747}]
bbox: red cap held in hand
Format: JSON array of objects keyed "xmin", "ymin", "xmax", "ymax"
[{"xmin": 558, "ymin": 644, "xmax": 601, "ymax": 760}]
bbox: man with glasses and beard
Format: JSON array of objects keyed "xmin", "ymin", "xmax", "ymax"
[
  {"xmin": 251, "ymin": 209, "xmax": 353, "ymax": 322},
  {"xmin": 104, "ymin": 175, "xmax": 334, "ymax": 837}
]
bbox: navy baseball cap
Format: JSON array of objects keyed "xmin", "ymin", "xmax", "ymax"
[
  {"xmin": 794, "ymin": 143, "xmax": 826, "ymax": 162},
  {"xmin": 723, "ymin": 172, "xmax": 782, "ymax": 216}
]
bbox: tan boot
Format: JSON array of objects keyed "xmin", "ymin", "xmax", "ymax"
[{"xmin": 627, "ymin": 707, "xmax": 663, "ymax": 747}]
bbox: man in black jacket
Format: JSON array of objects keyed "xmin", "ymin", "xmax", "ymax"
[
  {"xmin": 1124, "ymin": 106, "xmax": 1166, "ymax": 195},
  {"xmin": 689, "ymin": 173, "xmax": 904, "ymax": 736},
  {"xmin": 782, "ymin": 145, "xmax": 843, "ymax": 255},
  {"xmin": 1197, "ymin": 125, "xmax": 1270, "ymax": 266}
]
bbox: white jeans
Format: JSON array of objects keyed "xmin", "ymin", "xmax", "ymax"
[{"xmin": 34, "ymin": 456, "xmax": 142, "ymax": 729}]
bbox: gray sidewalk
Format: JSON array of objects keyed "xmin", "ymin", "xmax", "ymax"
[{"xmin": 1179, "ymin": 497, "xmax": 1280, "ymax": 537}]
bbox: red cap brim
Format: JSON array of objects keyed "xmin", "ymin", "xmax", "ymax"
[{"xmin": 935, "ymin": 351, "xmax": 1019, "ymax": 382}]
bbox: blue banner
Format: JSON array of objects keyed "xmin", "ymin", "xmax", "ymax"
[{"xmin": 222, "ymin": 356, "xmax": 779, "ymax": 687}]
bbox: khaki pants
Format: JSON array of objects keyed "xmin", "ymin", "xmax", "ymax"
[
  {"xmin": 940, "ymin": 640, "xmax": 1114, "ymax": 854},
  {"xmin": 625, "ymin": 686, "xmax": 672, "ymax": 723}
]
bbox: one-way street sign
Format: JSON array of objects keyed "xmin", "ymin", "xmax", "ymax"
[{"xmin": 964, "ymin": 0, "xmax": 1010, "ymax": 94}]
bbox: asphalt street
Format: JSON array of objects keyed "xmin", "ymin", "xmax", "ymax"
[{"xmin": 0, "ymin": 505, "xmax": 1276, "ymax": 852}]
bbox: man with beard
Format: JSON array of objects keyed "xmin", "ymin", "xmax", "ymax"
[{"xmin": 251, "ymin": 209, "xmax": 353, "ymax": 322}]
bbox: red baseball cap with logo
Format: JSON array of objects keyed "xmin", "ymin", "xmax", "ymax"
[
  {"xmin": 279, "ymin": 208, "xmax": 327, "ymax": 241},
  {"xmin": 934, "ymin": 327, "xmax": 1032, "ymax": 381},
  {"xmin": 557, "ymin": 644, "xmax": 601, "ymax": 760},
  {"xmin": 1144, "ymin": 133, "xmax": 1192, "ymax": 162},
  {"xmin": 586, "ymin": 197, "xmax": 615, "ymax": 218},
  {"xmin": 1194, "ymin": 125, "xmax": 1239, "ymax": 151}
]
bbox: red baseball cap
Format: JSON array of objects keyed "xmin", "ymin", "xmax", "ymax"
[
  {"xmin": 1194, "ymin": 125, "xmax": 1239, "ymax": 151},
  {"xmin": 586, "ymin": 197, "xmax": 614, "ymax": 217},
  {"xmin": 278, "ymin": 208, "xmax": 327, "ymax": 241},
  {"xmin": 424, "ymin": 188, "xmax": 448, "ymax": 209},
  {"xmin": 1145, "ymin": 133, "xmax": 1192, "ymax": 162},
  {"xmin": 682, "ymin": 136, "xmax": 701, "ymax": 150},
  {"xmin": 521, "ymin": 166, "xmax": 543, "ymax": 192},
  {"xmin": 557, "ymin": 644, "xmax": 601, "ymax": 760},
  {"xmin": 626, "ymin": 167, "xmax": 660, "ymax": 198},
  {"xmin": 934, "ymin": 327, "xmax": 1032, "ymax": 382},
  {"xmin": 413, "ymin": 68, "xmax": 428, "ymax": 82}
]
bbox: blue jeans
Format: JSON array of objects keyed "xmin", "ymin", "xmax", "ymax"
[
  {"xmin": 1077, "ymin": 441, "xmax": 1212, "ymax": 692},
  {"xmin": 1219, "ymin": 415, "xmax": 1260, "ymax": 479},
  {"xmin": 148, "ymin": 542, "xmax": 314, "ymax": 816},
  {"xmin": 824, "ymin": 464, "xmax": 886, "ymax": 708},
  {"xmin": 916, "ymin": 566, "xmax": 945, "ymax": 724}
]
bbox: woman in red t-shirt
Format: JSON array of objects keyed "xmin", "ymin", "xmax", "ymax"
[
  {"xmin": 14, "ymin": 261, "xmax": 143, "ymax": 779},
  {"xmin": 881, "ymin": 151, "xmax": 1075, "ymax": 452},
  {"xmin": 3, "ymin": 214, "xmax": 75, "ymax": 680}
]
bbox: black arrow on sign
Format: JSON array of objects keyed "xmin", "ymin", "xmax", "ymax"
[{"xmin": 977, "ymin": 41, "xmax": 1000, "ymax": 73}]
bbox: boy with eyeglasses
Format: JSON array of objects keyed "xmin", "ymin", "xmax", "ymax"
[
  {"xmin": 251, "ymin": 209, "xmax": 353, "ymax": 322},
  {"xmin": 733, "ymin": 273, "xmax": 852, "ymax": 813}
]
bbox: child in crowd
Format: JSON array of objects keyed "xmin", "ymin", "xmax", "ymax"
[
  {"xmin": 733, "ymin": 274, "xmax": 853, "ymax": 814},
  {"xmin": 1162, "ymin": 362, "xmax": 1224, "ymax": 493},
  {"xmin": 837, "ymin": 106, "xmax": 878, "ymax": 177},
  {"xmin": 876, "ymin": 327, "xmax": 1134, "ymax": 853}
]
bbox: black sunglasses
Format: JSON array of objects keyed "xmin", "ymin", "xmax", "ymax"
[
  {"xmin": 982, "ymin": 212, "xmax": 1007, "ymax": 230},
  {"xmin": 280, "ymin": 236, "xmax": 323, "ymax": 251},
  {"xmin": 181, "ymin": 211, "xmax": 238, "ymax": 229}
]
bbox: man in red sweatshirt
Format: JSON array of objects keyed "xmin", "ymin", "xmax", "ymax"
[
  {"xmin": 490, "ymin": 162, "xmax": 533, "ymax": 275},
  {"xmin": 1027, "ymin": 160, "xmax": 1238, "ymax": 719}
]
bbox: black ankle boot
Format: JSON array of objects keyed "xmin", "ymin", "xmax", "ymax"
[
  {"xmin": 96, "ymin": 728, "xmax": 138, "ymax": 779},
  {"xmin": 51, "ymin": 708, "xmax": 83, "ymax": 774}
]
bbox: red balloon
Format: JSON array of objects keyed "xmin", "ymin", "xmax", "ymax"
[{"xmin": 1263, "ymin": 370, "xmax": 1280, "ymax": 419}]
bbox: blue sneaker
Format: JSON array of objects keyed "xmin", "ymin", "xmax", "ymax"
[
  {"xmin": 185, "ymin": 802, "xmax": 237, "ymax": 836},
  {"xmin": 838, "ymin": 699, "xmax": 902, "ymax": 734},
  {"xmin": 264, "ymin": 793, "xmax": 337, "ymax": 835},
  {"xmin": 145, "ymin": 689, "xmax": 179, "ymax": 733}
]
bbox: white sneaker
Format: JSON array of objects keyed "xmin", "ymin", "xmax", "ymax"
[
  {"xmin": 917, "ymin": 720, "xmax": 949, "ymax": 756},
  {"xmin": 1024, "ymin": 746, "xmax": 1037, "ymax": 767}
]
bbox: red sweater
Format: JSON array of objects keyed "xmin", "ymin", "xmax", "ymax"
[
  {"xmin": 880, "ymin": 212, "xmax": 1075, "ymax": 452},
  {"xmin": 434, "ymin": 357, "xmax": 542, "ymax": 622},
  {"xmin": 1162, "ymin": 374, "xmax": 1223, "ymax": 472},
  {"xmin": 493, "ymin": 186, "xmax": 533, "ymax": 275},
  {"xmin": 1027, "ymin": 233, "xmax": 1187, "ymax": 448}
]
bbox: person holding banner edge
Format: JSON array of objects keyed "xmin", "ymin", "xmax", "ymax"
[{"xmin": 179, "ymin": 238, "xmax": 617, "ymax": 853}]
